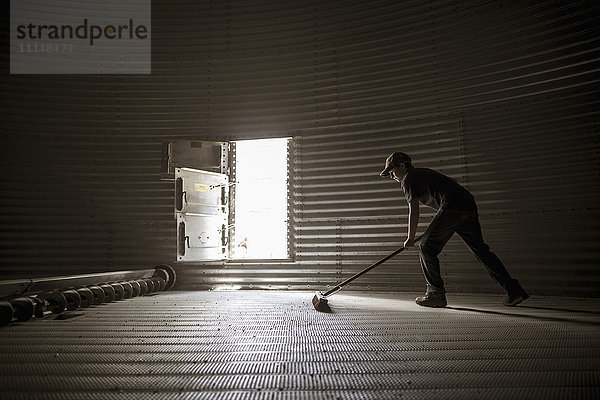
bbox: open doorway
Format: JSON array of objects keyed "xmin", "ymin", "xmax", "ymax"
[
  {"xmin": 231, "ymin": 138, "xmax": 290, "ymax": 260},
  {"xmin": 169, "ymin": 137, "xmax": 292, "ymax": 262}
]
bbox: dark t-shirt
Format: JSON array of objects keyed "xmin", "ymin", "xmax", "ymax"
[{"xmin": 401, "ymin": 167, "xmax": 475, "ymax": 210}]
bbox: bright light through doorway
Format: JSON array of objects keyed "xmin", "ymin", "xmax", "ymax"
[{"xmin": 232, "ymin": 138, "xmax": 289, "ymax": 259}]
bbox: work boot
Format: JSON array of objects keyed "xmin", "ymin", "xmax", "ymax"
[
  {"xmin": 415, "ymin": 293, "xmax": 447, "ymax": 308},
  {"xmin": 504, "ymin": 290, "xmax": 529, "ymax": 307}
]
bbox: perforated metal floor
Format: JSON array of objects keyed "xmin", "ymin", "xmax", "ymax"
[{"xmin": 1, "ymin": 291, "xmax": 599, "ymax": 399}]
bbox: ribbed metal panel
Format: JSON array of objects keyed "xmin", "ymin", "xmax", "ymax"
[
  {"xmin": 1, "ymin": 0, "xmax": 598, "ymax": 295},
  {"xmin": 0, "ymin": 291, "xmax": 599, "ymax": 399}
]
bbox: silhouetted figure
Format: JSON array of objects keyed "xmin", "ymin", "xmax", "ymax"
[{"xmin": 380, "ymin": 152, "xmax": 528, "ymax": 307}]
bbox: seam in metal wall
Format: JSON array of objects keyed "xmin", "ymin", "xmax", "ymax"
[{"xmin": 0, "ymin": 0, "xmax": 598, "ymax": 296}]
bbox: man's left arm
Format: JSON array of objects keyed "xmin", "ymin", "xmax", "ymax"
[{"xmin": 404, "ymin": 198, "xmax": 419, "ymax": 248}]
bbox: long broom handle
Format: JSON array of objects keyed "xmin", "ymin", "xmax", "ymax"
[{"xmin": 322, "ymin": 234, "xmax": 423, "ymax": 298}]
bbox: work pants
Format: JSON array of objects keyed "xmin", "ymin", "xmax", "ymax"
[{"xmin": 419, "ymin": 206, "xmax": 523, "ymax": 296}]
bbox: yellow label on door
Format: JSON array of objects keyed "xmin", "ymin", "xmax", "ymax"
[{"xmin": 195, "ymin": 183, "xmax": 210, "ymax": 192}]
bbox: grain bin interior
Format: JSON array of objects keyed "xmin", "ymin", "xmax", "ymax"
[{"xmin": 1, "ymin": 0, "xmax": 599, "ymax": 398}]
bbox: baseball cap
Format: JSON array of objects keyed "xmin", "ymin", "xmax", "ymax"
[{"xmin": 380, "ymin": 152, "xmax": 412, "ymax": 177}]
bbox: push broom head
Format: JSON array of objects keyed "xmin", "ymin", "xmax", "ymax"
[{"xmin": 312, "ymin": 292, "xmax": 332, "ymax": 313}]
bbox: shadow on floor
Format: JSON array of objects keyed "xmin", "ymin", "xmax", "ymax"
[
  {"xmin": 446, "ymin": 306, "xmax": 600, "ymax": 326},
  {"xmin": 518, "ymin": 305, "xmax": 600, "ymax": 315}
]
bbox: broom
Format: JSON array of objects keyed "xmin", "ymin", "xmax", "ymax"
[{"xmin": 312, "ymin": 234, "xmax": 423, "ymax": 312}]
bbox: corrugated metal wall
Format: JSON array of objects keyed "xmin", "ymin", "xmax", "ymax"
[{"xmin": 1, "ymin": 0, "xmax": 598, "ymax": 296}]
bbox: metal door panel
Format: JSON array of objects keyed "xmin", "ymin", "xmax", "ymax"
[
  {"xmin": 175, "ymin": 168, "xmax": 229, "ymax": 261},
  {"xmin": 177, "ymin": 214, "xmax": 227, "ymax": 261},
  {"xmin": 175, "ymin": 168, "xmax": 228, "ymax": 215},
  {"xmin": 168, "ymin": 141, "xmax": 226, "ymax": 173}
]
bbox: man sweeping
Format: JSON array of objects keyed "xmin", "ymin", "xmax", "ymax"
[{"xmin": 380, "ymin": 152, "xmax": 529, "ymax": 307}]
